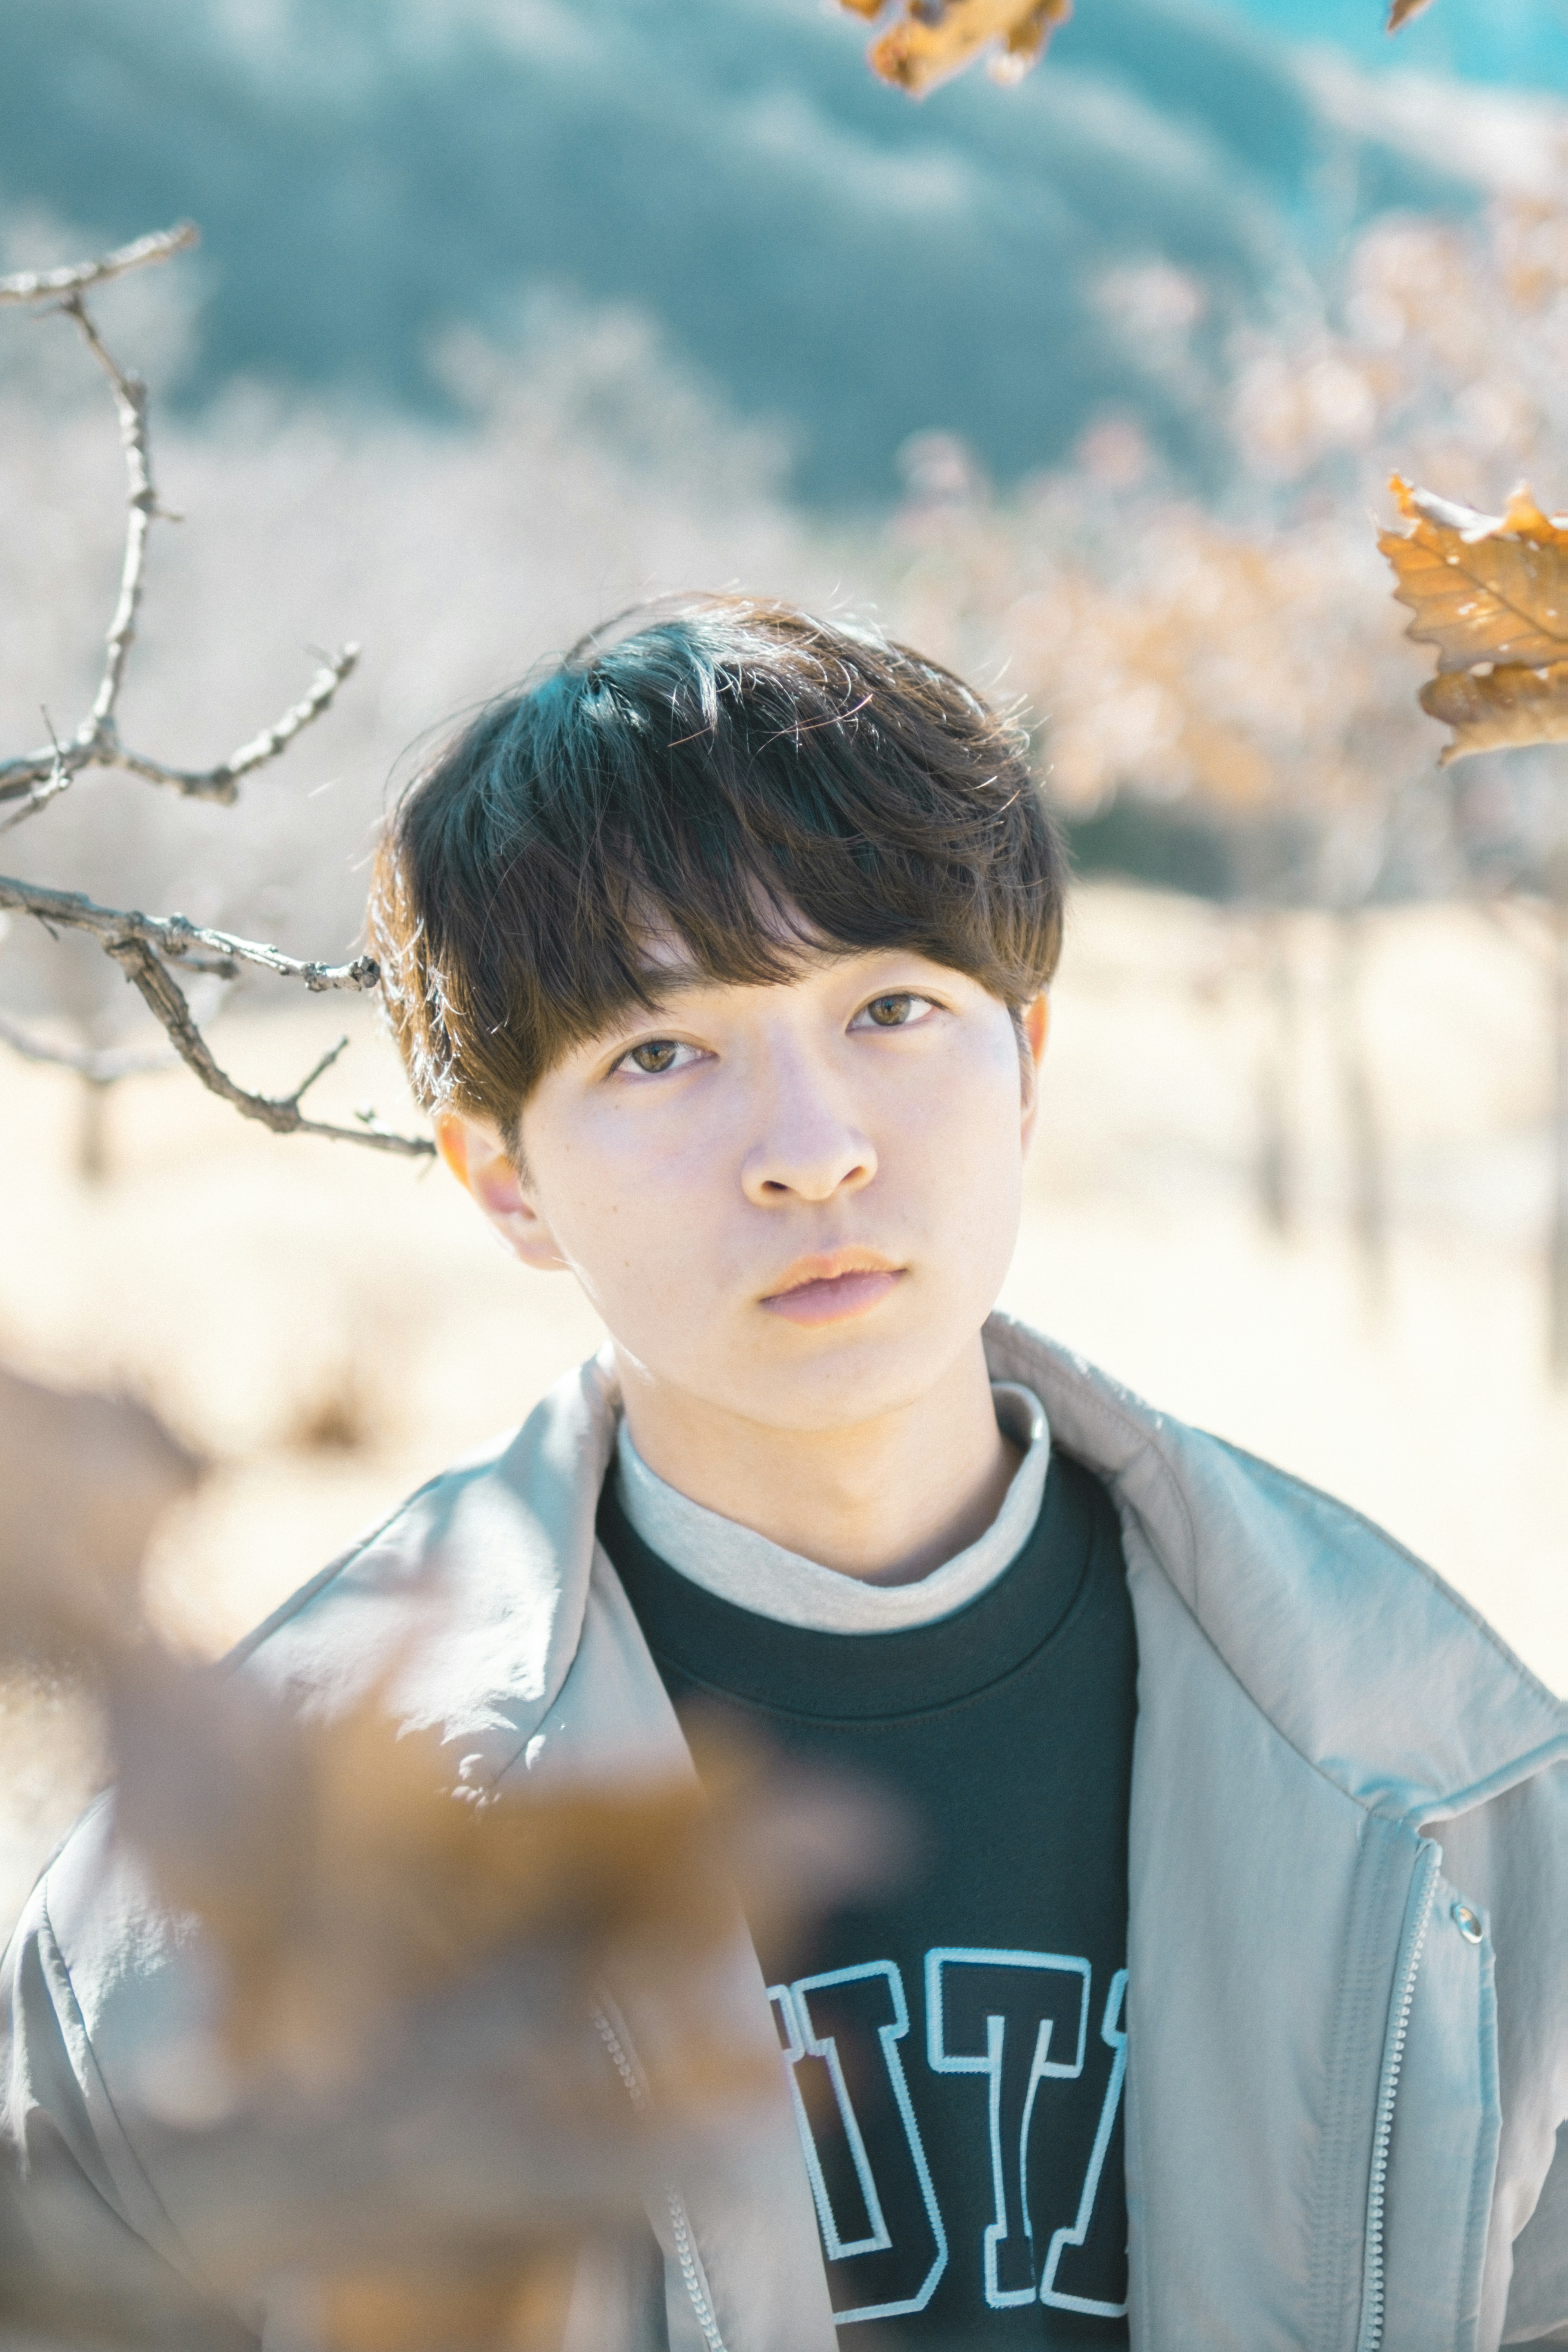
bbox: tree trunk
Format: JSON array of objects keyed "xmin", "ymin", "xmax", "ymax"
[
  {"xmin": 76, "ymin": 1074, "xmax": 111, "ymax": 1186},
  {"xmin": 1256, "ymin": 911, "xmax": 1296, "ymax": 1239},
  {"xmin": 1550, "ymin": 860, "xmax": 1568, "ymax": 1381},
  {"xmin": 1331, "ymin": 910, "xmax": 1388, "ymax": 1317}
]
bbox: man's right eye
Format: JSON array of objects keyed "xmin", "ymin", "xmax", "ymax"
[{"xmin": 622, "ymin": 1039, "xmax": 683, "ymax": 1075}]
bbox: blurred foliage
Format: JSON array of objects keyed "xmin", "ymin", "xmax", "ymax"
[
  {"xmin": 887, "ymin": 177, "xmax": 1568, "ymax": 905},
  {"xmin": 846, "ymin": 0, "xmax": 1073, "ymax": 95},
  {"xmin": 0, "ymin": 0, "xmax": 1485, "ymax": 506},
  {"xmin": 845, "ymin": 0, "xmax": 1440, "ymax": 101},
  {"xmin": 0, "ymin": 1365, "xmax": 874, "ymax": 2350}
]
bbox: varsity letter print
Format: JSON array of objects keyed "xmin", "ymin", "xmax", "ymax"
[
  {"xmin": 926, "ymin": 1947, "xmax": 1120, "ymax": 2312},
  {"xmin": 770, "ymin": 1963, "xmax": 947, "ymax": 2324}
]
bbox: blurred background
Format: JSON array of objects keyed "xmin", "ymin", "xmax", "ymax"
[{"xmin": 1, "ymin": 0, "xmax": 1565, "ymax": 1931}]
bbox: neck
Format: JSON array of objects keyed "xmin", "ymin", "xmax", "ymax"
[{"xmin": 615, "ymin": 1335, "xmax": 1018, "ymax": 1585}]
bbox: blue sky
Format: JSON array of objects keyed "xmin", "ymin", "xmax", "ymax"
[{"xmin": 1219, "ymin": 0, "xmax": 1568, "ymax": 87}]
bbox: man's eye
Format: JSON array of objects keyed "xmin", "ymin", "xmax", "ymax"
[
  {"xmin": 621, "ymin": 1038, "xmax": 686, "ymax": 1076},
  {"xmin": 856, "ymin": 992, "xmax": 928, "ymax": 1029}
]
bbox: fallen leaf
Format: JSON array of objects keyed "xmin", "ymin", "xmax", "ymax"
[
  {"xmin": 1379, "ymin": 474, "xmax": 1568, "ymax": 760},
  {"xmin": 858, "ymin": 0, "xmax": 1071, "ymax": 96}
]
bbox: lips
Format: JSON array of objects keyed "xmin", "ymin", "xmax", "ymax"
[{"xmin": 759, "ymin": 1254, "xmax": 904, "ymax": 1327}]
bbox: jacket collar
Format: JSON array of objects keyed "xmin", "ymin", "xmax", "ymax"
[
  {"xmin": 982, "ymin": 1314, "xmax": 1565, "ymax": 1824},
  {"xmin": 241, "ymin": 1317, "xmax": 1564, "ymax": 1824}
]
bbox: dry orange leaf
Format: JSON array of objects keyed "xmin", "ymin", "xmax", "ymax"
[
  {"xmin": 110, "ymin": 1654, "xmax": 743, "ymax": 2081},
  {"xmin": 1417, "ymin": 660, "xmax": 1568, "ymax": 765},
  {"xmin": 854, "ymin": 0, "xmax": 1071, "ymax": 96},
  {"xmin": 1380, "ymin": 474, "xmax": 1568, "ymax": 763},
  {"xmin": 315, "ymin": 2249, "xmax": 577, "ymax": 2352},
  {"xmin": 1387, "ymin": 0, "xmax": 1436, "ymax": 28}
]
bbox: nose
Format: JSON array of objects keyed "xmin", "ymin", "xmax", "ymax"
[{"xmin": 739, "ymin": 1058, "xmax": 878, "ymax": 1207}]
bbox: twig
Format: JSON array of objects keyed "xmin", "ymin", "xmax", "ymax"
[
  {"xmin": 0, "ymin": 223, "xmax": 199, "ymax": 306},
  {"xmin": 0, "ymin": 228, "xmax": 354, "ymax": 809},
  {"xmin": 107, "ymin": 941, "xmax": 432, "ymax": 1156},
  {"xmin": 0, "ymin": 225, "xmax": 428, "ymax": 1159},
  {"xmin": 111, "ymin": 648, "xmax": 361, "ymax": 802},
  {"xmin": 0, "ymin": 1009, "xmax": 175, "ymax": 1083},
  {"xmin": 0, "ymin": 874, "xmax": 381, "ymax": 991},
  {"xmin": 0, "ymin": 719, "xmax": 71, "ymax": 836},
  {"xmin": 0, "ymin": 651, "xmax": 360, "ymax": 808},
  {"xmin": 71, "ymin": 289, "xmax": 156, "ymax": 753}
]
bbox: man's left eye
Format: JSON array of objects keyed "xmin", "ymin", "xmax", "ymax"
[
  {"xmin": 854, "ymin": 992, "xmax": 931, "ymax": 1029},
  {"xmin": 618, "ymin": 1038, "xmax": 697, "ymax": 1076}
]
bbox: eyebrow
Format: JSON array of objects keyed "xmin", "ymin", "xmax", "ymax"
[
  {"xmin": 615, "ymin": 942, "xmax": 857, "ymax": 1021},
  {"xmin": 628, "ymin": 962, "xmax": 712, "ymax": 1003}
]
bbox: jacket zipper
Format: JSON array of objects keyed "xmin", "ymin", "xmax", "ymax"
[
  {"xmin": 1356, "ymin": 1846, "xmax": 1439, "ymax": 2352},
  {"xmin": 592, "ymin": 2002, "xmax": 730, "ymax": 2352}
]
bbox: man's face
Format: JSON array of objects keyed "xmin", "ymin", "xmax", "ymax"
[{"xmin": 438, "ymin": 948, "xmax": 1046, "ymax": 1437}]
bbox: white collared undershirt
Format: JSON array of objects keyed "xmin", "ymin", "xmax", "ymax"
[{"xmin": 612, "ymin": 1382, "xmax": 1050, "ymax": 1635}]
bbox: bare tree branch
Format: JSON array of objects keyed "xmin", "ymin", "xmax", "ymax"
[
  {"xmin": 0, "ymin": 224, "xmax": 432, "ymax": 1159},
  {"xmin": 0, "ymin": 1008, "xmax": 175, "ymax": 1082},
  {"xmin": 111, "ymin": 647, "xmax": 361, "ymax": 802},
  {"xmin": 0, "ymin": 229, "xmax": 354, "ymax": 810},
  {"xmin": 108, "ymin": 940, "xmax": 430, "ymax": 1156},
  {"xmin": 0, "ymin": 222, "xmax": 200, "ymax": 306},
  {"xmin": 0, "ymin": 879, "xmax": 433, "ymax": 1151},
  {"xmin": 0, "ymin": 874, "xmax": 381, "ymax": 991},
  {"xmin": 0, "ymin": 650, "xmax": 361, "ymax": 808},
  {"xmin": 0, "ymin": 726, "xmax": 70, "ymax": 836},
  {"xmin": 72, "ymin": 290, "xmax": 157, "ymax": 753}
]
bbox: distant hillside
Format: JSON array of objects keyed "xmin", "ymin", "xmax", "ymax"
[
  {"xmin": 1219, "ymin": 0, "xmax": 1568, "ymax": 88},
  {"xmin": 0, "ymin": 0, "xmax": 1526, "ymax": 503}
]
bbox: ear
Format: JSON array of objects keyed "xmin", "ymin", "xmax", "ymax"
[
  {"xmin": 433, "ymin": 1109, "xmax": 568, "ymax": 1271},
  {"xmin": 1018, "ymin": 993, "xmax": 1050, "ymax": 1150}
]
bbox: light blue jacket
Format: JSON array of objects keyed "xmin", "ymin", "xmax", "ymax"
[{"xmin": 3, "ymin": 1318, "xmax": 1565, "ymax": 2350}]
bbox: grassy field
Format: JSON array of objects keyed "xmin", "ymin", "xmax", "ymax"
[{"xmin": 1, "ymin": 880, "xmax": 1562, "ymax": 1933}]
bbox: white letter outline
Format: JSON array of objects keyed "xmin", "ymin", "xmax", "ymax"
[
  {"xmin": 1039, "ymin": 1966, "xmax": 1129, "ymax": 2318},
  {"xmin": 924, "ymin": 1947, "xmax": 1091, "ymax": 2310},
  {"xmin": 770, "ymin": 1960, "xmax": 948, "ymax": 2324}
]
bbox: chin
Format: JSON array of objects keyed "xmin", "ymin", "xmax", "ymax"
[{"xmin": 732, "ymin": 1325, "xmax": 964, "ymax": 1433}]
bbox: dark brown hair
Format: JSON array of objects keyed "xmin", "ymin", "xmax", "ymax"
[{"xmin": 368, "ymin": 595, "xmax": 1066, "ymax": 1140}]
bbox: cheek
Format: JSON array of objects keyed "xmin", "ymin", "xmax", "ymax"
[
  {"xmin": 532, "ymin": 1113, "xmax": 729, "ymax": 1304},
  {"xmin": 907, "ymin": 1038, "xmax": 1025, "ymax": 1189},
  {"xmin": 896, "ymin": 1047, "xmax": 1027, "ymax": 1294}
]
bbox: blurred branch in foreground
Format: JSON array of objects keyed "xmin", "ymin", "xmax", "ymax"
[
  {"xmin": 0, "ymin": 226, "xmax": 434, "ymax": 1160},
  {"xmin": 0, "ymin": 1371, "xmax": 873, "ymax": 2351}
]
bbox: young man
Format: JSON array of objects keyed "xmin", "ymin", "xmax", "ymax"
[{"xmin": 3, "ymin": 598, "xmax": 1564, "ymax": 2351}]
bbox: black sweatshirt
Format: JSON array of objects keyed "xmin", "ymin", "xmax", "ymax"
[{"xmin": 597, "ymin": 1446, "xmax": 1136, "ymax": 2350}]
